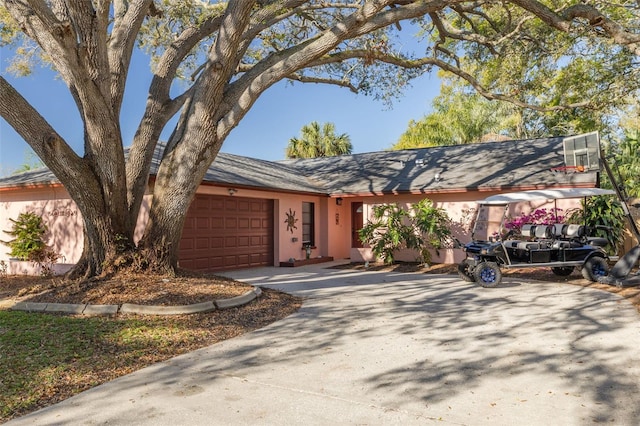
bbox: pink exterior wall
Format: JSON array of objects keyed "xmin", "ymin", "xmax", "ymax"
[
  {"xmin": 0, "ymin": 182, "xmax": 585, "ymax": 275},
  {"xmin": 346, "ymin": 191, "xmax": 582, "ymax": 265},
  {"xmin": 0, "ymin": 186, "xmax": 82, "ymax": 275},
  {"xmin": 0, "ymin": 187, "xmax": 152, "ymax": 275}
]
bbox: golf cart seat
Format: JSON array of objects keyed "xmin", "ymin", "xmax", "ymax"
[
  {"xmin": 587, "ymin": 237, "xmax": 609, "ymax": 247},
  {"xmin": 503, "ymin": 224, "xmax": 533, "ymax": 249},
  {"xmin": 517, "ymin": 241, "xmax": 548, "ymax": 250},
  {"xmin": 551, "ymin": 224, "xmax": 566, "ymax": 237},
  {"xmin": 516, "ymin": 224, "xmax": 551, "ymax": 250},
  {"xmin": 534, "ymin": 225, "xmax": 551, "ymax": 239},
  {"xmin": 563, "ymin": 224, "xmax": 585, "ymax": 239},
  {"xmin": 552, "ymin": 224, "xmax": 585, "ymax": 248}
]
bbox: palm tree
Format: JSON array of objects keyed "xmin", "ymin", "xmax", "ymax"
[{"xmin": 286, "ymin": 122, "xmax": 352, "ymax": 158}]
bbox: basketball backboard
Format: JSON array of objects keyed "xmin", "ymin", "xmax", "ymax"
[{"xmin": 562, "ymin": 132, "xmax": 601, "ymax": 172}]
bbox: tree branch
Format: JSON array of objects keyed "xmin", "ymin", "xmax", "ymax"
[
  {"xmin": 0, "ymin": 76, "xmax": 102, "ymax": 206},
  {"xmin": 288, "ymin": 73, "xmax": 359, "ymax": 92},
  {"xmin": 309, "ymin": 48, "xmax": 593, "ymax": 112},
  {"xmin": 509, "ymin": 0, "xmax": 640, "ymax": 56},
  {"xmin": 109, "ymin": 0, "xmax": 156, "ymax": 112}
]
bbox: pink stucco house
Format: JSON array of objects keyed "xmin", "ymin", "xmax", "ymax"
[{"xmin": 0, "ymin": 135, "xmax": 599, "ymax": 275}]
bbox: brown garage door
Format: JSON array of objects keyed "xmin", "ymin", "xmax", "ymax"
[{"xmin": 179, "ymin": 194, "xmax": 274, "ymax": 272}]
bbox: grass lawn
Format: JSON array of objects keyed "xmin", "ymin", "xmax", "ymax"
[{"xmin": 0, "ymin": 286, "xmax": 301, "ymax": 423}]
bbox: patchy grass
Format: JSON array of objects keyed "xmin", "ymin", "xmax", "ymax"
[{"xmin": 0, "ymin": 273, "xmax": 302, "ymax": 423}]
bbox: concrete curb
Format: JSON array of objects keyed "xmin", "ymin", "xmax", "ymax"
[
  {"xmin": 214, "ymin": 287, "xmax": 260, "ymax": 309},
  {"xmin": 6, "ymin": 287, "xmax": 261, "ymax": 316},
  {"xmin": 120, "ymin": 300, "xmax": 216, "ymax": 315}
]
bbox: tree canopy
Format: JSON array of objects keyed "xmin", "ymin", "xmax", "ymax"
[
  {"xmin": 392, "ymin": 80, "xmax": 521, "ymax": 149},
  {"xmin": 1, "ymin": 0, "xmax": 639, "ymax": 278},
  {"xmin": 285, "ymin": 121, "xmax": 352, "ymax": 158}
]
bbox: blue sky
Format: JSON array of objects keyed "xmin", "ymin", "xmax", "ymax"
[{"xmin": 0, "ymin": 49, "xmax": 441, "ymax": 175}]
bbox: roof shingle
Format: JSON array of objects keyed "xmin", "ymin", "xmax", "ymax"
[{"xmin": 0, "ymin": 136, "xmax": 597, "ymax": 195}]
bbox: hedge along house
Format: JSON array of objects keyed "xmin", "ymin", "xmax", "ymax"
[{"xmin": 0, "ymin": 134, "xmax": 600, "ymax": 275}]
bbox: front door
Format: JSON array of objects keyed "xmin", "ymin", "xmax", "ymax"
[{"xmin": 351, "ymin": 202, "xmax": 364, "ymax": 248}]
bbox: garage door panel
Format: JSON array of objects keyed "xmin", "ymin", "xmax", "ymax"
[
  {"xmin": 209, "ymin": 256, "xmax": 224, "ymax": 268},
  {"xmin": 234, "ymin": 254, "xmax": 250, "ymax": 265},
  {"xmin": 236, "ymin": 200, "xmax": 250, "ymax": 212},
  {"xmin": 180, "ymin": 238, "xmax": 194, "ymax": 250},
  {"xmin": 196, "ymin": 237, "xmax": 210, "ymax": 249},
  {"xmin": 193, "ymin": 197, "xmax": 210, "ymax": 211},
  {"xmin": 196, "ymin": 217, "xmax": 209, "ymax": 230},
  {"xmin": 211, "ymin": 236, "xmax": 224, "ymax": 247},
  {"xmin": 179, "ymin": 194, "xmax": 273, "ymax": 272},
  {"xmin": 225, "ymin": 236, "xmax": 238, "ymax": 248},
  {"xmin": 183, "ymin": 217, "xmax": 195, "ymax": 231},
  {"xmin": 193, "ymin": 258, "xmax": 211, "ymax": 270}
]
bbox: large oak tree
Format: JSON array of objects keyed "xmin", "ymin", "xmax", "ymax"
[{"xmin": 0, "ymin": 0, "xmax": 638, "ymax": 278}]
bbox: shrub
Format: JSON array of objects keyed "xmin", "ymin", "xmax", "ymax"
[
  {"xmin": 2, "ymin": 212, "xmax": 47, "ymax": 260},
  {"xmin": 2, "ymin": 212, "xmax": 60, "ymax": 275},
  {"xmin": 358, "ymin": 204, "xmax": 416, "ymax": 265},
  {"xmin": 358, "ymin": 200, "xmax": 452, "ymax": 265},
  {"xmin": 564, "ymin": 196, "xmax": 626, "ymax": 254},
  {"xmin": 412, "ymin": 199, "xmax": 452, "ymax": 264}
]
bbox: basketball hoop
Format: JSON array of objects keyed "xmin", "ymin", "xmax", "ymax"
[{"xmin": 550, "ymin": 165, "xmax": 586, "ymax": 174}]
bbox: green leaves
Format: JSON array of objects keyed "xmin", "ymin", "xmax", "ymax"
[
  {"xmin": 358, "ymin": 199, "xmax": 452, "ymax": 265},
  {"xmin": 565, "ymin": 196, "xmax": 626, "ymax": 254},
  {"xmin": 2, "ymin": 212, "xmax": 47, "ymax": 261},
  {"xmin": 610, "ymin": 129, "xmax": 640, "ymax": 198},
  {"xmin": 417, "ymin": 1, "xmax": 639, "ymax": 138},
  {"xmin": 393, "ymin": 81, "xmax": 519, "ymax": 148},
  {"xmin": 285, "ymin": 121, "xmax": 352, "ymax": 158}
]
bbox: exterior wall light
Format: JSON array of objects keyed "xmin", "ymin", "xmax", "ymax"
[{"xmin": 336, "ymin": 197, "xmax": 343, "ymax": 206}]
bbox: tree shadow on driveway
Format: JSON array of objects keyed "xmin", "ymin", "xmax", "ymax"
[{"xmin": 12, "ymin": 267, "xmax": 640, "ymax": 425}]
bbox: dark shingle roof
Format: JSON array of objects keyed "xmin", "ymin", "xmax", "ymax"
[
  {"xmin": 0, "ymin": 146, "xmax": 328, "ymax": 195},
  {"xmin": 199, "ymin": 152, "xmax": 326, "ymax": 194},
  {"xmin": 0, "ymin": 136, "xmax": 597, "ymax": 195},
  {"xmin": 280, "ymin": 136, "xmax": 597, "ymax": 195}
]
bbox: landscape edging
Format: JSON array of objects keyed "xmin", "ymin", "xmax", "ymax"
[{"xmin": 7, "ymin": 286, "xmax": 262, "ymax": 316}]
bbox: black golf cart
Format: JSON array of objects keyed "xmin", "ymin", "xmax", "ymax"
[{"xmin": 457, "ymin": 188, "xmax": 619, "ymax": 287}]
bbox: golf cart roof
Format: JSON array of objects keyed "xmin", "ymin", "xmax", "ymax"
[{"xmin": 478, "ymin": 188, "xmax": 616, "ymax": 205}]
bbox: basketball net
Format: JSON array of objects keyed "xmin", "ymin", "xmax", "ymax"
[{"xmin": 550, "ymin": 165, "xmax": 586, "ymax": 174}]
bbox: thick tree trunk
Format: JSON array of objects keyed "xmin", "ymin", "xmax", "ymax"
[
  {"xmin": 137, "ymin": 137, "xmax": 222, "ymax": 273},
  {"xmin": 138, "ymin": 82, "xmax": 229, "ymax": 271},
  {"xmin": 65, "ymin": 185, "xmax": 135, "ymax": 279}
]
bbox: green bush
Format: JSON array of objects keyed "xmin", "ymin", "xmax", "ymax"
[
  {"xmin": 2, "ymin": 212, "xmax": 60, "ymax": 275},
  {"xmin": 2, "ymin": 212, "xmax": 47, "ymax": 261},
  {"xmin": 358, "ymin": 200, "xmax": 452, "ymax": 265},
  {"xmin": 564, "ymin": 196, "xmax": 626, "ymax": 254}
]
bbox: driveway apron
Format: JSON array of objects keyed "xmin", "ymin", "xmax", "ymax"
[{"xmin": 8, "ymin": 262, "xmax": 640, "ymax": 425}]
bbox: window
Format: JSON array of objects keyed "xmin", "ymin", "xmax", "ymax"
[{"xmin": 302, "ymin": 202, "xmax": 315, "ymax": 246}]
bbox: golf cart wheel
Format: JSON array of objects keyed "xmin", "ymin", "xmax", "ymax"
[
  {"xmin": 457, "ymin": 259, "xmax": 476, "ymax": 282},
  {"xmin": 551, "ymin": 266, "xmax": 574, "ymax": 277},
  {"xmin": 473, "ymin": 261, "xmax": 502, "ymax": 288},
  {"xmin": 581, "ymin": 256, "xmax": 610, "ymax": 282}
]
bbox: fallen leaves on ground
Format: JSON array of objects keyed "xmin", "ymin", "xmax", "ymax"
[{"xmin": 0, "ymin": 270, "xmax": 302, "ymax": 422}]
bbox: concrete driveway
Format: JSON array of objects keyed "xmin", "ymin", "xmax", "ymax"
[{"xmin": 9, "ymin": 262, "xmax": 640, "ymax": 425}]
